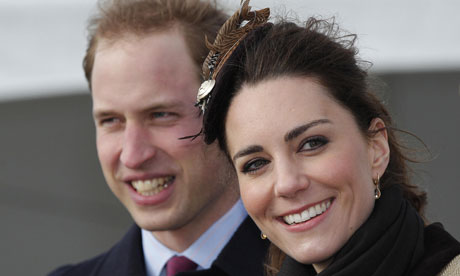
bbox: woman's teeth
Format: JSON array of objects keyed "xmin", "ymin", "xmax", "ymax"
[
  {"xmin": 283, "ymin": 199, "xmax": 331, "ymax": 225},
  {"xmin": 131, "ymin": 176, "xmax": 173, "ymax": 196}
]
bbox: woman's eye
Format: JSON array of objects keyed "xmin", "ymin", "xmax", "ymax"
[
  {"xmin": 299, "ymin": 136, "xmax": 328, "ymax": 152},
  {"xmin": 242, "ymin": 158, "xmax": 270, "ymax": 174}
]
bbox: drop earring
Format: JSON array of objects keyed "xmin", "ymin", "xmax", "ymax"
[{"xmin": 373, "ymin": 174, "xmax": 381, "ymax": 199}]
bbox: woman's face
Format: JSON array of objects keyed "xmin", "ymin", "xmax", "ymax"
[{"xmin": 225, "ymin": 76, "xmax": 388, "ymax": 268}]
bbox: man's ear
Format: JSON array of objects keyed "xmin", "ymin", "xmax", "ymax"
[{"xmin": 368, "ymin": 118, "xmax": 390, "ymax": 178}]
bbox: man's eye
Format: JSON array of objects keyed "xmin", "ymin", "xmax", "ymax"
[
  {"xmin": 299, "ymin": 136, "xmax": 328, "ymax": 152},
  {"xmin": 151, "ymin": 112, "xmax": 171, "ymax": 119},
  {"xmin": 99, "ymin": 117, "xmax": 120, "ymax": 126},
  {"xmin": 242, "ymin": 158, "xmax": 270, "ymax": 174}
]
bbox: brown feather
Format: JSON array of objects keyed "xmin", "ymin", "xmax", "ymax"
[{"xmin": 202, "ymin": 0, "xmax": 270, "ymax": 78}]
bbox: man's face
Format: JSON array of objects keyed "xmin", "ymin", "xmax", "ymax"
[{"xmin": 91, "ymin": 30, "xmax": 238, "ymax": 237}]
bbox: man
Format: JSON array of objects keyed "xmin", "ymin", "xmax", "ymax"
[{"xmin": 49, "ymin": 0, "xmax": 268, "ymax": 275}]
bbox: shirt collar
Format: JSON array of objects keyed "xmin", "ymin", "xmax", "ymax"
[{"xmin": 142, "ymin": 199, "xmax": 247, "ymax": 276}]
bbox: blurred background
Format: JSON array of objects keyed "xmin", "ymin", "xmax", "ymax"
[{"xmin": 1, "ymin": 0, "xmax": 459, "ymax": 275}]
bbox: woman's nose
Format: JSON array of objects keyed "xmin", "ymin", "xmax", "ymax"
[{"xmin": 274, "ymin": 161, "xmax": 310, "ymax": 198}]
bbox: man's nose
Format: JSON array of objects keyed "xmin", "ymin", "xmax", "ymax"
[
  {"xmin": 274, "ymin": 161, "xmax": 310, "ymax": 198},
  {"xmin": 119, "ymin": 124, "xmax": 156, "ymax": 169}
]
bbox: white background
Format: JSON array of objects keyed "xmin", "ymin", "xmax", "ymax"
[{"xmin": 1, "ymin": 0, "xmax": 460, "ymax": 101}]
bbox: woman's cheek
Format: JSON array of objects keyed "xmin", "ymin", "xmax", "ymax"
[{"xmin": 239, "ymin": 178, "xmax": 271, "ymax": 221}]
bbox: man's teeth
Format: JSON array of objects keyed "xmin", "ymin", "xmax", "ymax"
[
  {"xmin": 131, "ymin": 176, "xmax": 173, "ymax": 196},
  {"xmin": 283, "ymin": 200, "xmax": 331, "ymax": 225}
]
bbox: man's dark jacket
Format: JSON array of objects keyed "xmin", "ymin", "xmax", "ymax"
[{"xmin": 49, "ymin": 216, "xmax": 269, "ymax": 276}]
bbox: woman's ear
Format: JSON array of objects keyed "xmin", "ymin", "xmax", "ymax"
[{"xmin": 368, "ymin": 118, "xmax": 390, "ymax": 178}]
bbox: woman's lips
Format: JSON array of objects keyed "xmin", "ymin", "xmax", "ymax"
[{"xmin": 281, "ymin": 198, "xmax": 333, "ymax": 225}]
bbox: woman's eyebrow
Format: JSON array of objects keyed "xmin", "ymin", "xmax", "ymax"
[
  {"xmin": 284, "ymin": 119, "xmax": 331, "ymax": 142},
  {"xmin": 232, "ymin": 145, "xmax": 264, "ymax": 162}
]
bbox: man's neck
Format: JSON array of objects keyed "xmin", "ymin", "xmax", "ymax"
[{"xmin": 151, "ymin": 190, "xmax": 240, "ymax": 252}]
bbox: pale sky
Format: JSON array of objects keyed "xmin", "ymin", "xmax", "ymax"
[{"xmin": 1, "ymin": 0, "xmax": 459, "ymax": 101}]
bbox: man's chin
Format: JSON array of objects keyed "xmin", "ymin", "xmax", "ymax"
[{"xmin": 133, "ymin": 215, "xmax": 185, "ymax": 232}]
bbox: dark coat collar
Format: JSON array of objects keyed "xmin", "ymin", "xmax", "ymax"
[
  {"xmin": 177, "ymin": 216, "xmax": 270, "ymax": 276},
  {"xmin": 409, "ymin": 223, "xmax": 460, "ymax": 276},
  {"xmin": 96, "ymin": 224, "xmax": 146, "ymax": 276},
  {"xmin": 50, "ymin": 217, "xmax": 269, "ymax": 276}
]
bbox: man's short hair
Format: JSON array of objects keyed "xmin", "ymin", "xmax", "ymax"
[{"xmin": 83, "ymin": 0, "xmax": 227, "ymax": 88}]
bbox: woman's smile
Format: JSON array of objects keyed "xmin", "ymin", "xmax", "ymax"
[{"xmin": 279, "ymin": 198, "xmax": 333, "ymax": 226}]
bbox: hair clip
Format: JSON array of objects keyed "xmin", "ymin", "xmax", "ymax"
[
  {"xmin": 196, "ymin": 52, "xmax": 219, "ymax": 112},
  {"xmin": 195, "ymin": 0, "xmax": 270, "ymax": 113}
]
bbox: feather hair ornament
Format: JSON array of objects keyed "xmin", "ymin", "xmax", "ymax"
[{"xmin": 196, "ymin": 0, "xmax": 270, "ymax": 113}]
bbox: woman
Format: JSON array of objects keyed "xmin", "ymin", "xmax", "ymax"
[{"xmin": 194, "ymin": 1, "xmax": 460, "ymax": 275}]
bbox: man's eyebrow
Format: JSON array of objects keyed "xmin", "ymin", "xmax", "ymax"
[
  {"xmin": 144, "ymin": 100, "xmax": 184, "ymax": 111},
  {"xmin": 92, "ymin": 100, "xmax": 185, "ymax": 119},
  {"xmin": 284, "ymin": 119, "xmax": 331, "ymax": 142},
  {"xmin": 93, "ymin": 109, "xmax": 115, "ymax": 119},
  {"xmin": 232, "ymin": 145, "xmax": 264, "ymax": 162}
]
